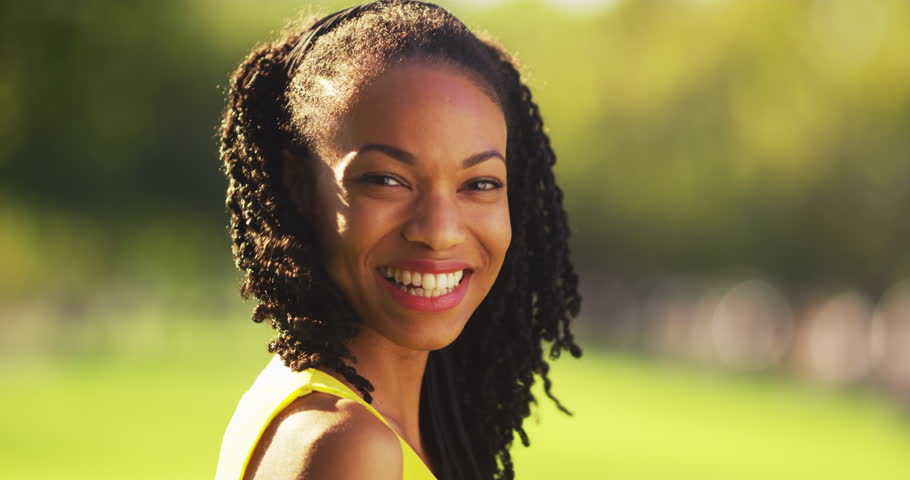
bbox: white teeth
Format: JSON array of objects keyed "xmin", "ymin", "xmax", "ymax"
[
  {"xmin": 382, "ymin": 267, "xmax": 466, "ymax": 290},
  {"xmin": 415, "ymin": 287, "xmax": 425, "ymax": 297},
  {"xmin": 400, "ymin": 285, "xmax": 408, "ymax": 292}
]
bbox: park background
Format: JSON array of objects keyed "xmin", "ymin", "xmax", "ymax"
[{"xmin": 2, "ymin": 0, "xmax": 909, "ymax": 477}]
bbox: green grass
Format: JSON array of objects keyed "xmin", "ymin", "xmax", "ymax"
[
  {"xmin": 513, "ymin": 351, "xmax": 910, "ymax": 479},
  {"xmin": 2, "ymin": 320, "xmax": 909, "ymax": 479}
]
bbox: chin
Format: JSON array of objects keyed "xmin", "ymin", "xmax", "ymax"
[
  {"xmin": 400, "ymin": 321, "xmax": 467, "ymax": 352},
  {"xmin": 365, "ymin": 311, "xmax": 469, "ymax": 353},
  {"xmin": 416, "ymin": 331, "xmax": 462, "ymax": 352}
]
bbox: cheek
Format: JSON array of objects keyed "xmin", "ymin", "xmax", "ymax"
[
  {"xmin": 337, "ymin": 196, "xmax": 401, "ymax": 241},
  {"xmin": 324, "ymin": 196, "xmax": 401, "ymax": 272},
  {"xmin": 474, "ymin": 200, "xmax": 512, "ymax": 266},
  {"xmin": 497, "ymin": 210, "xmax": 512, "ymax": 262}
]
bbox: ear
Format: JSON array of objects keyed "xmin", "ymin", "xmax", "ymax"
[{"xmin": 281, "ymin": 148, "xmax": 314, "ymax": 218}]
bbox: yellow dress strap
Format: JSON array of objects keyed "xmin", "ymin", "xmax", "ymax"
[{"xmin": 215, "ymin": 356, "xmax": 437, "ymax": 480}]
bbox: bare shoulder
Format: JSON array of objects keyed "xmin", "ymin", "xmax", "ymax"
[{"xmin": 244, "ymin": 392, "xmax": 402, "ymax": 480}]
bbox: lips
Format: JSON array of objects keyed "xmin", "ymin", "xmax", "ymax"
[
  {"xmin": 379, "ymin": 266, "xmax": 465, "ymax": 297},
  {"xmin": 375, "ymin": 264, "xmax": 472, "ymax": 312}
]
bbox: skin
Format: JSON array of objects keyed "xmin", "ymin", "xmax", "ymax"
[{"xmin": 246, "ymin": 62, "xmax": 511, "ymax": 479}]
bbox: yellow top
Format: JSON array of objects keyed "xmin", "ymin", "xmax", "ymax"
[{"xmin": 215, "ymin": 356, "xmax": 437, "ymax": 480}]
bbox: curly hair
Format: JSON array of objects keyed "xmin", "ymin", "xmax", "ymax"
[{"xmin": 218, "ymin": 1, "xmax": 582, "ymax": 479}]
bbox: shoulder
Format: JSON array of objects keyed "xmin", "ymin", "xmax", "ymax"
[{"xmin": 244, "ymin": 392, "xmax": 403, "ymax": 480}]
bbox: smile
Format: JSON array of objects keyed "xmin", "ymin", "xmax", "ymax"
[
  {"xmin": 379, "ymin": 267, "xmax": 465, "ymax": 298},
  {"xmin": 376, "ymin": 266, "xmax": 472, "ymax": 312}
]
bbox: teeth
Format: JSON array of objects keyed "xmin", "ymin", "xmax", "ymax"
[
  {"xmin": 382, "ymin": 266, "xmax": 466, "ymax": 291},
  {"xmin": 398, "ymin": 286, "xmax": 455, "ymax": 298}
]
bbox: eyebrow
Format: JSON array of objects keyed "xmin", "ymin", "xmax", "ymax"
[{"xmin": 358, "ymin": 144, "xmax": 505, "ymax": 168}]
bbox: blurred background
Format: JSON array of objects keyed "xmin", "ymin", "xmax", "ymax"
[{"xmin": 2, "ymin": 0, "xmax": 909, "ymax": 478}]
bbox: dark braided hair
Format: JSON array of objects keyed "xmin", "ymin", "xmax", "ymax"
[{"xmin": 219, "ymin": 2, "xmax": 581, "ymax": 479}]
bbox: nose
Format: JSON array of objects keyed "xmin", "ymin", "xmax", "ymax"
[{"xmin": 401, "ymin": 191, "xmax": 466, "ymax": 251}]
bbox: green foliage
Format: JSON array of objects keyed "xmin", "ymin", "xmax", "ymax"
[{"xmin": 1, "ymin": 0, "xmax": 908, "ymax": 297}]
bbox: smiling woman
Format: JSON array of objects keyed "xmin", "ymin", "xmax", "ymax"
[
  {"xmin": 296, "ymin": 63, "xmax": 511, "ymax": 353},
  {"xmin": 214, "ymin": 2, "xmax": 581, "ymax": 480}
]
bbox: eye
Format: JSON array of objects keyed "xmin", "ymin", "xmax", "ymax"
[
  {"xmin": 465, "ymin": 178, "xmax": 503, "ymax": 192},
  {"xmin": 359, "ymin": 173, "xmax": 406, "ymax": 187}
]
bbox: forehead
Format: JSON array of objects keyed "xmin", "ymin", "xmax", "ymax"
[{"xmin": 328, "ymin": 63, "xmax": 508, "ymax": 165}]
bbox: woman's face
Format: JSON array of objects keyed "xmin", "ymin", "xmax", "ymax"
[{"xmin": 288, "ymin": 63, "xmax": 511, "ymax": 352}]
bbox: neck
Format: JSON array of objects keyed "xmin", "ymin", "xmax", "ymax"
[{"xmin": 342, "ymin": 325, "xmax": 429, "ymax": 457}]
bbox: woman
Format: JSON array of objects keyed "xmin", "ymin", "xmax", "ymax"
[{"xmin": 215, "ymin": 1, "xmax": 581, "ymax": 479}]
